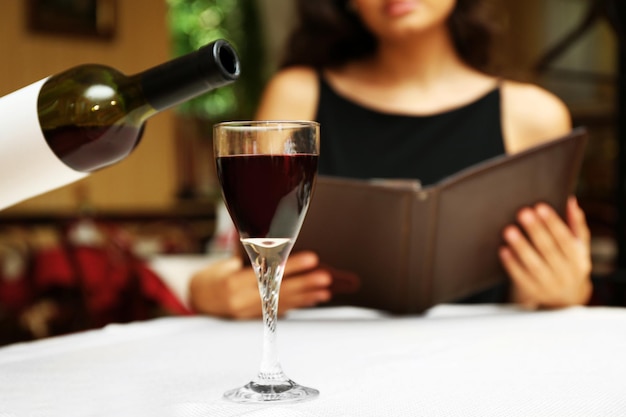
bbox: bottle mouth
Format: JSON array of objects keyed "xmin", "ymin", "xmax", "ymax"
[
  {"xmin": 139, "ymin": 38, "xmax": 242, "ymax": 111},
  {"xmin": 213, "ymin": 40, "xmax": 241, "ymax": 81}
]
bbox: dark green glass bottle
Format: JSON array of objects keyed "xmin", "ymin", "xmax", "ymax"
[{"xmin": 38, "ymin": 39, "xmax": 240, "ymax": 172}]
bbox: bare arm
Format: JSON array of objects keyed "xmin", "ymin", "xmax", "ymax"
[
  {"xmin": 255, "ymin": 66, "xmax": 319, "ymax": 120},
  {"xmin": 499, "ymin": 81, "xmax": 591, "ymax": 308}
]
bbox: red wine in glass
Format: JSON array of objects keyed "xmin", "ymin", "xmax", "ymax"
[{"xmin": 216, "ymin": 154, "xmax": 318, "ymax": 241}]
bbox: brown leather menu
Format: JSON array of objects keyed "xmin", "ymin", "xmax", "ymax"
[{"xmin": 293, "ymin": 128, "xmax": 589, "ymax": 314}]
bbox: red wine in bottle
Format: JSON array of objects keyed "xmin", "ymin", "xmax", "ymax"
[
  {"xmin": 0, "ymin": 39, "xmax": 240, "ymax": 210},
  {"xmin": 216, "ymin": 154, "xmax": 318, "ymax": 239}
]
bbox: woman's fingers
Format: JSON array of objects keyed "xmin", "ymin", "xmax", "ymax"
[
  {"xmin": 498, "ymin": 245, "xmax": 541, "ymax": 309},
  {"xmin": 501, "ymin": 200, "xmax": 592, "ymax": 308},
  {"xmin": 283, "ymin": 251, "xmax": 321, "ymax": 276},
  {"xmin": 502, "ymin": 223, "xmax": 551, "ymax": 282},
  {"xmin": 280, "ymin": 269, "xmax": 332, "ymax": 305},
  {"xmin": 567, "ymin": 197, "xmax": 590, "ymax": 244}
]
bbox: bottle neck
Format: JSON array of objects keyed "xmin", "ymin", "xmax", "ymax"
[{"xmin": 138, "ymin": 40, "xmax": 240, "ymax": 112}]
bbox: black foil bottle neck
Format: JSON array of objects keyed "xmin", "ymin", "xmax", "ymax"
[{"xmin": 139, "ymin": 39, "xmax": 241, "ymax": 112}]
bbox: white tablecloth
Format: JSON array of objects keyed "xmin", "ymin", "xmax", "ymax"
[{"xmin": 0, "ymin": 304, "xmax": 625, "ymax": 416}]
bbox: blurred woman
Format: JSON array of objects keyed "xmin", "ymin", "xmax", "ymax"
[{"xmin": 190, "ymin": 0, "xmax": 592, "ymax": 316}]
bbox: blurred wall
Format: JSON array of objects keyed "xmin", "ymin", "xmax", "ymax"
[{"xmin": 256, "ymin": 0, "xmax": 295, "ymax": 75}]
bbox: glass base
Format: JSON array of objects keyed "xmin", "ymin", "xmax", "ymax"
[{"xmin": 224, "ymin": 379, "xmax": 319, "ymax": 403}]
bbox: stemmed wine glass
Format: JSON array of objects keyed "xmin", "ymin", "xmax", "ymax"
[{"xmin": 213, "ymin": 120, "xmax": 320, "ymax": 403}]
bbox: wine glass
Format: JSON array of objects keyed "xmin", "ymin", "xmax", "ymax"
[{"xmin": 213, "ymin": 120, "xmax": 320, "ymax": 403}]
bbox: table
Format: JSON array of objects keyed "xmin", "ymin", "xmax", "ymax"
[{"xmin": 0, "ymin": 304, "xmax": 625, "ymax": 416}]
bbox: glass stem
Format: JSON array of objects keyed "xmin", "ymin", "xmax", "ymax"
[{"xmin": 255, "ymin": 254, "xmax": 287, "ymax": 382}]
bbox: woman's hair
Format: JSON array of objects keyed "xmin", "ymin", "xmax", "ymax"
[{"xmin": 280, "ymin": 0, "xmax": 501, "ymax": 72}]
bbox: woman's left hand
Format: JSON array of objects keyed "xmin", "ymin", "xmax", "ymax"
[{"xmin": 499, "ymin": 196, "xmax": 592, "ymax": 309}]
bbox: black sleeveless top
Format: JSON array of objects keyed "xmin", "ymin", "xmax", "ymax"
[
  {"xmin": 316, "ymin": 76, "xmax": 506, "ymax": 185},
  {"xmin": 315, "ymin": 76, "xmax": 510, "ymax": 303}
]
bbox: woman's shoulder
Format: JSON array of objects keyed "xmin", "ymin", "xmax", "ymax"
[
  {"xmin": 500, "ymin": 79, "xmax": 572, "ymax": 153},
  {"xmin": 266, "ymin": 66, "xmax": 319, "ymax": 90},
  {"xmin": 254, "ymin": 66, "xmax": 319, "ymax": 120}
]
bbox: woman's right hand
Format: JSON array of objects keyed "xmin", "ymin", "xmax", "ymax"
[{"xmin": 189, "ymin": 251, "xmax": 333, "ymax": 319}]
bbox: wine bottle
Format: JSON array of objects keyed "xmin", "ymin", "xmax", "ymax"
[{"xmin": 0, "ymin": 39, "xmax": 240, "ymax": 210}]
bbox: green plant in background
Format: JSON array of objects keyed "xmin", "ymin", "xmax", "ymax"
[{"xmin": 166, "ymin": 0, "xmax": 266, "ymax": 122}]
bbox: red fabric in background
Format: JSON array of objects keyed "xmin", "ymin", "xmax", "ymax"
[{"xmin": 0, "ymin": 221, "xmax": 191, "ymax": 345}]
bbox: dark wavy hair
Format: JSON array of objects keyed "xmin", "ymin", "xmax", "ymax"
[{"xmin": 280, "ymin": 0, "xmax": 501, "ymax": 72}]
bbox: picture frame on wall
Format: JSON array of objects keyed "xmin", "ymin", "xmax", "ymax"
[{"xmin": 27, "ymin": 0, "xmax": 117, "ymax": 40}]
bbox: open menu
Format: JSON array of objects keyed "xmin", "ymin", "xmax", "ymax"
[{"xmin": 293, "ymin": 128, "xmax": 589, "ymax": 314}]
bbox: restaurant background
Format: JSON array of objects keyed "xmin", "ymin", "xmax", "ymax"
[{"xmin": 0, "ymin": 0, "xmax": 620, "ymax": 342}]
